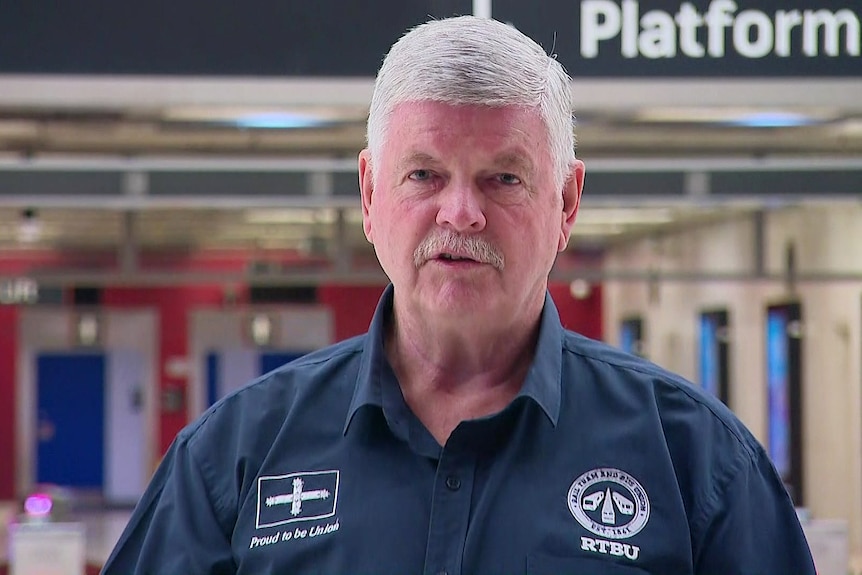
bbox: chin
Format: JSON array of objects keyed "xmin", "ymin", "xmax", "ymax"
[{"xmin": 424, "ymin": 282, "xmax": 496, "ymax": 314}]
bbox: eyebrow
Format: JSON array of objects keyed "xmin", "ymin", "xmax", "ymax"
[
  {"xmin": 394, "ymin": 150, "xmax": 536, "ymax": 176},
  {"xmin": 492, "ymin": 152, "xmax": 535, "ymax": 177},
  {"xmin": 395, "ymin": 152, "xmax": 439, "ymax": 174}
]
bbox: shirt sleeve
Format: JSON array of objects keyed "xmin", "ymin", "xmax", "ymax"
[
  {"xmin": 693, "ymin": 446, "xmax": 817, "ymax": 575},
  {"xmin": 100, "ymin": 431, "xmax": 237, "ymax": 575}
]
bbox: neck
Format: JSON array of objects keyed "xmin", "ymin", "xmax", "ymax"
[{"xmin": 384, "ymin": 294, "xmax": 544, "ymax": 443}]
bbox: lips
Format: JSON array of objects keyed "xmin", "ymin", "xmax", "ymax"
[{"xmin": 437, "ymin": 253, "xmax": 477, "ymax": 262}]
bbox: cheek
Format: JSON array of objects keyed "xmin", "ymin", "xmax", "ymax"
[
  {"xmin": 508, "ymin": 216, "xmax": 559, "ymax": 261},
  {"xmin": 372, "ymin": 201, "xmax": 418, "ymax": 257},
  {"xmin": 387, "ymin": 199, "xmax": 429, "ymax": 238}
]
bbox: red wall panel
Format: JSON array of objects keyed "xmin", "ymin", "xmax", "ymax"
[
  {"xmin": 0, "ymin": 306, "xmax": 18, "ymax": 499},
  {"xmin": 549, "ymin": 282, "xmax": 604, "ymax": 341},
  {"xmin": 317, "ymin": 284, "xmax": 387, "ymax": 342}
]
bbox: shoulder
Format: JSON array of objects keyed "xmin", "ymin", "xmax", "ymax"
[
  {"xmin": 181, "ymin": 334, "xmax": 368, "ymax": 448},
  {"xmin": 559, "ymin": 331, "xmax": 787, "ymax": 540},
  {"xmin": 163, "ymin": 334, "xmax": 369, "ymax": 514},
  {"xmin": 560, "ymin": 330, "xmax": 761, "ymax": 460}
]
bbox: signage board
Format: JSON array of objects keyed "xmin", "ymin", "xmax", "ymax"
[
  {"xmin": 1, "ymin": 1, "xmax": 857, "ymax": 77},
  {"xmin": 494, "ymin": 0, "xmax": 860, "ymax": 76},
  {"xmin": 0, "ymin": 0, "xmax": 471, "ymax": 76}
]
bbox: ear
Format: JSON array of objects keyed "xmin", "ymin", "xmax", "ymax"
[
  {"xmin": 358, "ymin": 148, "xmax": 375, "ymax": 243},
  {"xmin": 558, "ymin": 159, "xmax": 585, "ymax": 252}
]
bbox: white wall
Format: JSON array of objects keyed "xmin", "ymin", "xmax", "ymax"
[
  {"xmin": 602, "ymin": 203, "xmax": 862, "ymax": 566},
  {"xmin": 767, "ymin": 205, "xmax": 862, "ymax": 563}
]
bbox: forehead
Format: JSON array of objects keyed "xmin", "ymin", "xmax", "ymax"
[{"xmin": 383, "ymin": 101, "xmax": 550, "ymax": 164}]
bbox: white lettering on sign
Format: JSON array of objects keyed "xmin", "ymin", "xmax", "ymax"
[
  {"xmin": 0, "ymin": 278, "xmax": 38, "ymax": 305},
  {"xmin": 581, "ymin": 0, "xmax": 861, "ymax": 59}
]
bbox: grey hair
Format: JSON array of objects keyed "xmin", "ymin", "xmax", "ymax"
[{"xmin": 366, "ymin": 15, "xmax": 576, "ymax": 188}]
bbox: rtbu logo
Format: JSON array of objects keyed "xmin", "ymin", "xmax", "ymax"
[
  {"xmin": 568, "ymin": 468, "xmax": 650, "ymax": 540},
  {"xmin": 581, "ymin": 0, "xmax": 861, "ymax": 59}
]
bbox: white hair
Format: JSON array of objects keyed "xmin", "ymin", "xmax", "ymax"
[{"xmin": 366, "ymin": 15, "xmax": 576, "ymax": 188}]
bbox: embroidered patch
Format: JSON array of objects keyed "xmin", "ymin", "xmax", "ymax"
[
  {"xmin": 567, "ymin": 468, "xmax": 649, "ymax": 540},
  {"xmin": 256, "ymin": 470, "xmax": 339, "ymax": 529}
]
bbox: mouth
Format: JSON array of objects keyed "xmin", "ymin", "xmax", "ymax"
[{"xmin": 436, "ymin": 253, "xmax": 478, "ymax": 263}]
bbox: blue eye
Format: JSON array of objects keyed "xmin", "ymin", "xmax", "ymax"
[
  {"xmin": 499, "ymin": 173, "xmax": 521, "ymax": 185},
  {"xmin": 409, "ymin": 170, "xmax": 432, "ymax": 181}
]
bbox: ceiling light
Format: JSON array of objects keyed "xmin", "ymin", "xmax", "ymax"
[
  {"xmin": 569, "ymin": 279, "xmax": 592, "ymax": 300},
  {"xmin": 17, "ymin": 208, "xmax": 43, "ymax": 243},
  {"xmin": 249, "ymin": 314, "xmax": 274, "ymax": 347},
  {"xmin": 162, "ymin": 106, "xmax": 367, "ymax": 129},
  {"xmin": 232, "ymin": 112, "xmax": 331, "ymax": 129},
  {"xmin": 635, "ymin": 107, "xmax": 836, "ymax": 127},
  {"xmin": 723, "ymin": 112, "xmax": 823, "ymax": 128},
  {"xmin": 75, "ymin": 312, "xmax": 101, "ymax": 347}
]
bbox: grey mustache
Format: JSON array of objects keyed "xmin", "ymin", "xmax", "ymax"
[{"xmin": 413, "ymin": 232, "xmax": 505, "ymax": 270}]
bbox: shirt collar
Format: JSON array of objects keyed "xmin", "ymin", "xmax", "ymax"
[{"xmin": 343, "ymin": 284, "xmax": 563, "ymax": 435}]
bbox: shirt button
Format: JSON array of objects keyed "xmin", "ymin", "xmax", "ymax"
[
  {"xmin": 445, "ymin": 476, "xmax": 461, "ymax": 491},
  {"xmin": 436, "ymin": 571, "xmax": 448, "ymax": 575}
]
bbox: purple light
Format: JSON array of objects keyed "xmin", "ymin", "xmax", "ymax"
[{"xmin": 24, "ymin": 494, "xmax": 53, "ymax": 516}]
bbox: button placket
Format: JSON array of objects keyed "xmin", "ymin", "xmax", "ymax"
[{"xmin": 423, "ymin": 448, "xmax": 476, "ymax": 575}]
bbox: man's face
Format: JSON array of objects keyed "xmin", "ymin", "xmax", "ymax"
[{"xmin": 359, "ymin": 101, "xmax": 583, "ymax": 325}]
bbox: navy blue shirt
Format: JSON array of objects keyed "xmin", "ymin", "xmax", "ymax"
[{"xmin": 103, "ymin": 286, "xmax": 815, "ymax": 575}]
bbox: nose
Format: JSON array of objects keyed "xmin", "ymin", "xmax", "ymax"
[{"xmin": 435, "ymin": 179, "xmax": 487, "ymax": 233}]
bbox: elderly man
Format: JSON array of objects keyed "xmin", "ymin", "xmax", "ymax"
[{"xmin": 102, "ymin": 15, "xmax": 816, "ymax": 575}]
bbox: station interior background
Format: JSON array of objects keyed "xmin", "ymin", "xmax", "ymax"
[{"xmin": 0, "ymin": 1, "xmax": 861, "ymax": 573}]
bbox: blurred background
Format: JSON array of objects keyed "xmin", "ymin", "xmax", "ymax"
[{"xmin": 0, "ymin": 1, "xmax": 860, "ymax": 574}]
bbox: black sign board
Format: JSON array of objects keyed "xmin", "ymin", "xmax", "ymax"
[
  {"xmin": 0, "ymin": 0, "xmax": 471, "ymax": 76},
  {"xmin": 0, "ymin": 1, "xmax": 857, "ymax": 77}
]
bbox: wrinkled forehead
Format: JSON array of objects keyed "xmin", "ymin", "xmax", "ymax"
[
  {"xmin": 384, "ymin": 101, "xmax": 548, "ymax": 152},
  {"xmin": 384, "ymin": 100, "xmax": 548, "ymax": 144}
]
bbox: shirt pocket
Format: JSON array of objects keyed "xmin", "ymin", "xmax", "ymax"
[{"xmin": 527, "ymin": 554, "xmax": 651, "ymax": 575}]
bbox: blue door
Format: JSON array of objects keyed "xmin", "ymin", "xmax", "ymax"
[
  {"xmin": 36, "ymin": 353, "xmax": 105, "ymax": 489},
  {"xmin": 205, "ymin": 351, "xmax": 221, "ymax": 409}
]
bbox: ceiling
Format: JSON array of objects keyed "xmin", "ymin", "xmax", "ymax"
[
  {"xmin": 0, "ymin": 76, "xmax": 860, "ymax": 278},
  {"xmin": 1, "ymin": 77, "xmax": 861, "ymax": 158}
]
